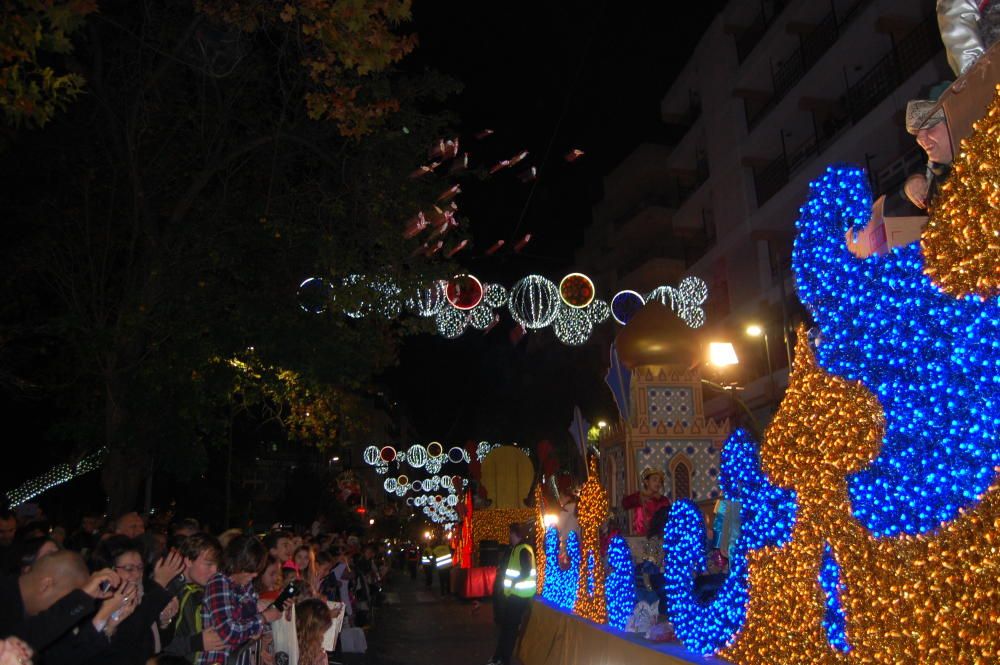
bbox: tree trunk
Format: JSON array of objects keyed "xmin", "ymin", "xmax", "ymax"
[{"xmin": 100, "ymin": 371, "xmax": 145, "ymax": 517}]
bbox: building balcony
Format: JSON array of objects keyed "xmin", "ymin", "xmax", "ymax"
[
  {"xmin": 750, "ymin": 11, "xmax": 939, "ymax": 207},
  {"xmin": 735, "ymin": 0, "xmax": 791, "ymax": 63}
]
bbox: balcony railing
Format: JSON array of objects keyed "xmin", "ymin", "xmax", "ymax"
[
  {"xmin": 735, "ymin": 0, "xmax": 790, "ymax": 63},
  {"xmin": 747, "ymin": 0, "xmax": 875, "ymax": 131},
  {"xmin": 751, "ymin": 12, "xmax": 940, "ymax": 207}
]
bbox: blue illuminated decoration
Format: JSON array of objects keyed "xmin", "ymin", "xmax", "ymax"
[
  {"xmin": 542, "ymin": 527, "xmax": 581, "ymax": 610},
  {"xmin": 792, "ymin": 164, "xmax": 1000, "ymax": 536},
  {"xmin": 605, "ymin": 535, "xmax": 636, "ymax": 630},
  {"xmin": 819, "ymin": 543, "xmax": 849, "ymax": 652},
  {"xmin": 661, "ymin": 429, "xmax": 797, "ymax": 654}
]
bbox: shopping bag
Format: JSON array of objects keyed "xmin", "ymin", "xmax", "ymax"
[
  {"xmin": 271, "ymin": 604, "xmax": 299, "ymax": 665},
  {"xmin": 339, "ymin": 626, "xmax": 368, "ymax": 654},
  {"xmin": 322, "ymin": 601, "xmax": 345, "ymax": 652}
]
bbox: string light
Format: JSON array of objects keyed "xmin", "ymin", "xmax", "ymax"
[
  {"xmin": 471, "ymin": 507, "xmax": 535, "ymax": 562},
  {"xmin": 434, "ymin": 305, "xmax": 468, "ymax": 338},
  {"xmin": 553, "ymin": 305, "xmax": 593, "ymax": 346},
  {"xmin": 573, "ymin": 455, "xmax": 608, "ymax": 624},
  {"xmin": 793, "ymin": 164, "xmax": 1000, "ymax": 536},
  {"xmin": 586, "ymin": 299, "xmax": 610, "ymax": 324},
  {"xmin": 542, "ymin": 527, "xmax": 581, "ymax": 611},
  {"xmin": 605, "ymin": 535, "xmax": 636, "ymax": 630},
  {"xmin": 406, "ymin": 280, "xmax": 446, "ymax": 317},
  {"xmin": 646, "ymin": 276, "xmax": 708, "ymax": 328},
  {"xmin": 923, "ymin": 85, "xmax": 1000, "ymax": 298},
  {"xmin": 484, "ymin": 283, "xmax": 508, "ymax": 308},
  {"xmin": 7, "ymin": 448, "xmax": 107, "ymax": 507},
  {"xmin": 610, "ymin": 290, "xmax": 645, "ymax": 325},
  {"xmin": 508, "ymin": 275, "xmax": 561, "ymax": 329},
  {"xmin": 534, "ymin": 484, "xmax": 547, "ymax": 594},
  {"xmin": 297, "ymin": 277, "xmax": 332, "ymax": 314},
  {"xmin": 661, "ymin": 429, "xmax": 796, "ymax": 655},
  {"xmin": 559, "ymin": 272, "xmax": 596, "ymax": 308},
  {"xmin": 819, "ymin": 543, "xmax": 849, "ymax": 654}
]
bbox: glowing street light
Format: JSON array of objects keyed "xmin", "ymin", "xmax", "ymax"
[
  {"xmin": 708, "ymin": 342, "xmax": 739, "ymax": 367},
  {"xmin": 597, "ymin": 420, "xmax": 608, "ymax": 428},
  {"xmin": 746, "ymin": 324, "xmax": 763, "ymax": 337}
]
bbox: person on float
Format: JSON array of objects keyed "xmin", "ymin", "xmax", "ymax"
[
  {"xmin": 486, "ymin": 523, "xmax": 536, "ymax": 665},
  {"xmin": 553, "ymin": 473, "xmax": 579, "ymax": 566},
  {"xmin": 899, "ymin": 83, "xmax": 955, "ymax": 212},
  {"xmin": 937, "ymin": 0, "xmax": 1000, "ymax": 76},
  {"xmin": 621, "ymin": 467, "xmax": 671, "ymax": 537}
]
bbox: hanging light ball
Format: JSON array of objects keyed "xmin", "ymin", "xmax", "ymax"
[
  {"xmin": 407, "ymin": 281, "xmax": 447, "ymax": 317},
  {"xmin": 448, "ymin": 447, "xmax": 465, "ymax": 464},
  {"xmin": 554, "ymin": 306, "xmax": 594, "ymax": 346},
  {"xmin": 427, "ymin": 442, "xmax": 444, "ymax": 458},
  {"xmin": 363, "ymin": 446, "xmax": 381, "ymax": 466},
  {"xmin": 446, "ymin": 274, "xmax": 484, "ymax": 310},
  {"xmin": 611, "ymin": 289, "xmax": 646, "ymax": 325},
  {"xmin": 484, "ymin": 283, "xmax": 509, "ymax": 308},
  {"xmin": 509, "ymin": 275, "xmax": 561, "ymax": 329},
  {"xmin": 297, "ymin": 277, "xmax": 333, "ymax": 314},
  {"xmin": 379, "ymin": 446, "xmax": 397, "ymax": 463},
  {"xmin": 435, "ymin": 307, "xmax": 468, "ymax": 338},
  {"xmin": 559, "ymin": 272, "xmax": 596, "ymax": 308},
  {"xmin": 587, "ymin": 299, "xmax": 610, "ymax": 324},
  {"xmin": 383, "ymin": 478, "xmax": 398, "ymax": 493},
  {"xmin": 468, "ymin": 303, "xmax": 495, "ymax": 330},
  {"xmin": 407, "ymin": 444, "xmax": 428, "ymax": 469}
]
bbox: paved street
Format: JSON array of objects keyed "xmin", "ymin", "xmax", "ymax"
[{"xmin": 346, "ymin": 567, "xmax": 500, "ymax": 665}]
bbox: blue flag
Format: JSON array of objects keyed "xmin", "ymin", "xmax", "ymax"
[{"xmin": 605, "ymin": 341, "xmax": 631, "ymax": 420}]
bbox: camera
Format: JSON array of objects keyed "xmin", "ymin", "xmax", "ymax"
[{"xmin": 99, "ymin": 580, "xmax": 113, "ymax": 593}]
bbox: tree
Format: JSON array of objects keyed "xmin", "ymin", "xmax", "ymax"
[{"xmin": 0, "ymin": 0, "xmax": 462, "ymax": 515}]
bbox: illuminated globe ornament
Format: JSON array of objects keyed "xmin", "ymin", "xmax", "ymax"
[
  {"xmin": 447, "ymin": 446, "xmax": 465, "ymax": 464},
  {"xmin": 379, "ymin": 446, "xmax": 396, "ymax": 463},
  {"xmin": 363, "ymin": 446, "xmax": 380, "ymax": 466},
  {"xmin": 406, "ymin": 444, "xmax": 428, "ymax": 469},
  {"xmin": 468, "ymin": 304, "xmax": 495, "ymax": 330},
  {"xmin": 407, "ymin": 281, "xmax": 446, "ymax": 317},
  {"xmin": 509, "ymin": 275, "xmax": 561, "ymax": 329},
  {"xmin": 553, "ymin": 306, "xmax": 593, "ymax": 346},
  {"xmin": 587, "ymin": 299, "xmax": 610, "ymax": 324},
  {"xmin": 297, "ymin": 277, "xmax": 333, "ymax": 314},
  {"xmin": 559, "ymin": 272, "xmax": 596, "ymax": 308},
  {"xmin": 611, "ymin": 290, "xmax": 645, "ymax": 325},
  {"xmin": 484, "ymin": 283, "xmax": 508, "ymax": 308},
  {"xmin": 435, "ymin": 306, "xmax": 468, "ymax": 338},
  {"xmin": 383, "ymin": 478, "xmax": 398, "ymax": 493},
  {"xmin": 446, "ymin": 274, "xmax": 484, "ymax": 310}
]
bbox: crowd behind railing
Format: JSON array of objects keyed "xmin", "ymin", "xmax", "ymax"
[{"xmin": 0, "ymin": 507, "xmax": 390, "ymax": 665}]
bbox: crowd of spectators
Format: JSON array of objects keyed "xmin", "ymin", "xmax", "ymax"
[{"xmin": 0, "ymin": 506, "xmax": 391, "ymax": 665}]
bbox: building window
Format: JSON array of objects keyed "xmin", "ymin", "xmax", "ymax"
[{"xmin": 671, "ymin": 456, "xmax": 691, "ymax": 501}]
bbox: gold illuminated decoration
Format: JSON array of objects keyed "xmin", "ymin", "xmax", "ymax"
[
  {"xmin": 720, "ymin": 329, "xmax": 1000, "ymax": 664},
  {"xmin": 534, "ymin": 483, "xmax": 547, "ymax": 594},
  {"xmin": 573, "ymin": 454, "xmax": 609, "ymax": 624},
  {"xmin": 923, "ymin": 83, "xmax": 1000, "ymax": 298},
  {"xmin": 471, "ymin": 507, "xmax": 535, "ymax": 564}
]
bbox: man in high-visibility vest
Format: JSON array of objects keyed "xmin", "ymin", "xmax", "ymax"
[
  {"xmin": 432, "ymin": 539, "xmax": 453, "ymax": 595},
  {"xmin": 488, "ymin": 522, "xmax": 535, "ymax": 665}
]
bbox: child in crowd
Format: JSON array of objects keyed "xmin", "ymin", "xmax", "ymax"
[{"xmin": 295, "ymin": 599, "xmax": 333, "ymax": 665}]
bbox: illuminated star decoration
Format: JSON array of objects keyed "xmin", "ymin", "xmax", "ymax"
[
  {"xmin": 793, "ymin": 164, "xmax": 1000, "ymax": 536},
  {"xmin": 660, "ymin": 429, "xmax": 796, "ymax": 654}
]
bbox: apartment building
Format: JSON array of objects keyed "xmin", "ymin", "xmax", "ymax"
[{"xmin": 577, "ymin": 0, "xmax": 950, "ymax": 422}]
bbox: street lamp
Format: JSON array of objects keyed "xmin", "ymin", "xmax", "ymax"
[
  {"xmin": 708, "ymin": 342, "xmax": 739, "ymax": 367},
  {"xmin": 746, "ymin": 324, "xmax": 777, "ymax": 400},
  {"xmin": 597, "ymin": 420, "xmax": 608, "ymax": 429}
]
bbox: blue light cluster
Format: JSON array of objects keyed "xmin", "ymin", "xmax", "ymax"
[
  {"xmin": 605, "ymin": 535, "xmax": 636, "ymax": 630},
  {"xmin": 792, "ymin": 164, "xmax": 1000, "ymax": 536},
  {"xmin": 661, "ymin": 429, "xmax": 797, "ymax": 654},
  {"xmin": 819, "ymin": 543, "xmax": 850, "ymax": 652},
  {"xmin": 542, "ymin": 527, "xmax": 581, "ymax": 610}
]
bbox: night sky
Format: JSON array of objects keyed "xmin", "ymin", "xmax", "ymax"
[{"xmin": 385, "ymin": 1, "xmax": 721, "ymax": 452}]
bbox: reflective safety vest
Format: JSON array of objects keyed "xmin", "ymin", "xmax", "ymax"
[
  {"xmin": 502, "ymin": 543, "xmax": 537, "ymax": 598},
  {"xmin": 433, "ymin": 544, "xmax": 453, "ymax": 569},
  {"xmin": 422, "ymin": 547, "xmax": 433, "ymax": 566}
]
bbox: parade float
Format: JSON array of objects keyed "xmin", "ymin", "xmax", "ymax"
[{"xmin": 515, "ymin": 67, "xmax": 1000, "ymax": 665}]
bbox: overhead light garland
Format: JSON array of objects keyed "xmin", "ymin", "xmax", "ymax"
[
  {"xmin": 7, "ymin": 447, "xmax": 107, "ymax": 507},
  {"xmin": 299, "ymin": 270, "xmax": 707, "ymax": 344}
]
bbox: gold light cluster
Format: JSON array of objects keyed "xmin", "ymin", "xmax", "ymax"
[
  {"xmin": 471, "ymin": 507, "xmax": 535, "ymax": 565},
  {"xmin": 923, "ymin": 83, "xmax": 1000, "ymax": 299},
  {"xmin": 574, "ymin": 454, "xmax": 610, "ymax": 624},
  {"xmin": 720, "ymin": 330, "xmax": 1000, "ymax": 664}
]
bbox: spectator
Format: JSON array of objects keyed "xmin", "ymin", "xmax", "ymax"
[
  {"xmin": 295, "ymin": 599, "xmax": 333, "ymax": 665},
  {"xmin": 85, "ymin": 535, "xmax": 185, "ymax": 665},
  {"xmin": 0, "ymin": 638, "xmax": 32, "ymax": 665},
  {"xmin": 65, "ymin": 512, "xmax": 103, "ymax": 558},
  {"xmin": 325, "ymin": 548, "xmax": 353, "ymax": 624},
  {"xmin": 254, "ymin": 555, "xmax": 283, "ymax": 604},
  {"xmin": 114, "ymin": 512, "xmax": 146, "ymax": 539},
  {"xmin": 292, "ymin": 545, "xmax": 317, "ymax": 590},
  {"xmin": 0, "ymin": 511, "xmax": 17, "ymax": 573},
  {"xmin": 263, "ymin": 532, "xmax": 293, "ymax": 568},
  {"xmin": 197, "ymin": 535, "xmax": 281, "ymax": 665},
  {"xmin": 216, "ymin": 529, "xmax": 243, "ymax": 549},
  {"xmin": 171, "ymin": 518, "xmax": 201, "ymax": 541},
  {"xmin": 14, "ymin": 536, "xmax": 60, "ymax": 575},
  {"xmin": 0, "ymin": 550, "xmax": 128, "ymax": 662},
  {"xmin": 162, "ymin": 533, "xmax": 225, "ymax": 660}
]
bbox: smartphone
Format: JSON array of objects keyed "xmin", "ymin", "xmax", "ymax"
[
  {"xmin": 99, "ymin": 580, "xmax": 113, "ymax": 593},
  {"xmin": 271, "ymin": 580, "xmax": 301, "ymax": 610}
]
